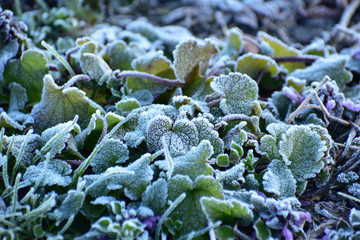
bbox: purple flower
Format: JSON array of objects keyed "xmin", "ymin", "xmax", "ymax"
[
  {"xmin": 341, "ymin": 100, "xmax": 360, "ymax": 112},
  {"xmin": 294, "ymin": 211, "xmax": 311, "ymax": 227},
  {"xmin": 282, "ymin": 227, "xmax": 293, "ymax": 240},
  {"xmin": 142, "ymin": 215, "xmax": 161, "ymax": 232},
  {"xmin": 282, "ymin": 87, "xmax": 305, "ymax": 105},
  {"xmin": 325, "ymin": 100, "xmax": 336, "ymax": 113}
]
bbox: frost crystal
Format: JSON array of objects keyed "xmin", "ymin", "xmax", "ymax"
[{"xmin": 210, "ymin": 72, "xmax": 258, "ymax": 115}]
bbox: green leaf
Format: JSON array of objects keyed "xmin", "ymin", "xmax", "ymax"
[
  {"xmin": 23, "ymin": 159, "xmax": 72, "ymax": 187},
  {"xmin": 263, "ymin": 159, "xmax": 296, "ymax": 198},
  {"xmin": 210, "ymin": 72, "xmax": 258, "ymax": 115},
  {"xmin": 236, "ymin": 53, "xmax": 279, "ymax": 79},
  {"xmin": 4, "ymin": 50, "xmax": 48, "ymax": 103},
  {"xmin": 31, "ymin": 74, "xmax": 104, "ymax": 133},
  {"xmin": 8, "ymin": 133, "xmax": 41, "ymax": 166},
  {"xmin": 220, "ymin": 27, "xmax": 243, "ymax": 59},
  {"xmin": 289, "ymin": 55, "xmax": 352, "ymax": 90},
  {"xmin": 0, "ymin": 21, "xmax": 19, "ymax": 83},
  {"xmin": 254, "ymin": 219, "xmax": 271, "ymax": 240},
  {"xmin": 141, "ymin": 178, "xmax": 168, "ymax": 215},
  {"xmin": 108, "ymin": 40, "xmax": 144, "ymax": 71},
  {"xmin": 8, "ymin": 82, "xmax": 27, "ymax": 113},
  {"xmin": 0, "ymin": 111, "xmax": 26, "ymax": 130},
  {"xmin": 115, "ymin": 98, "xmax": 141, "ymax": 115},
  {"xmin": 167, "ymin": 175, "xmax": 223, "ymax": 238},
  {"xmin": 173, "ymin": 39, "xmax": 218, "ymax": 83},
  {"xmin": 215, "ymin": 225, "xmax": 235, "ymax": 240},
  {"xmin": 169, "ymin": 118, "xmax": 199, "ymax": 157},
  {"xmin": 146, "ymin": 115, "xmax": 173, "ymax": 152},
  {"xmin": 90, "ymin": 138, "xmax": 129, "ymax": 173},
  {"xmin": 52, "ymin": 189, "xmax": 85, "ymax": 223},
  {"xmin": 258, "ymin": 31, "xmax": 304, "ymax": 73},
  {"xmin": 200, "ymin": 196, "xmax": 253, "ymax": 226},
  {"xmin": 80, "ymin": 52, "xmax": 113, "ymax": 83},
  {"xmin": 260, "ymin": 123, "xmax": 291, "ymax": 160},
  {"xmin": 279, "ymin": 124, "xmax": 327, "ymax": 181}
]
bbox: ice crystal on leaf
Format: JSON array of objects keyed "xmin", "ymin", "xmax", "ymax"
[
  {"xmin": 146, "ymin": 115, "xmax": 172, "ymax": 152},
  {"xmin": 23, "ymin": 159, "xmax": 72, "ymax": 187},
  {"xmin": 7, "ymin": 133, "xmax": 41, "ymax": 166},
  {"xmin": 80, "ymin": 52, "xmax": 113, "ymax": 83},
  {"xmin": 200, "ymin": 196, "xmax": 253, "ymax": 226},
  {"xmin": 173, "ymin": 39, "xmax": 218, "ymax": 83},
  {"xmin": 141, "ymin": 178, "xmax": 168, "ymax": 215},
  {"xmin": 31, "ymin": 74, "xmax": 103, "ymax": 133},
  {"xmin": 169, "ymin": 118, "xmax": 199, "ymax": 157},
  {"xmin": 210, "ymin": 72, "xmax": 258, "ymax": 115},
  {"xmin": 51, "ymin": 188, "xmax": 85, "ymax": 223},
  {"xmin": 90, "ymin": 138, "xmax": 129, "ymax": 174},
  {"xmin": 263, "ymin": 159, "xmax": 296, "ymax": 198}
]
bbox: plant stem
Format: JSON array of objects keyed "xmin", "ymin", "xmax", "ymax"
[
  {"xmin": 114, "ymin": 70, "xmax": 184, "ymax": 88},
  {"xmin": 339, "ymin": 0, "xmax": 360, "ymax": 27},
  {"xmin": 286, "ymin": 75, "xmax": 329, "ymax": 124},
  {"xmin": 273, "ymin": 55, "xmax": 319, "ymax": 64}
]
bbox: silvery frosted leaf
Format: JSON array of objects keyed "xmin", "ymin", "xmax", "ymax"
[
  {"xmin": 80, "ymin": 52, "xmax": 113, "ymax": 83},
  {"xmin": 171, "ymin": 140, "xmax": 214, "ymax": 180},
  {"xmin": 130, "ymin": 90, "xmax": 154, "ymax": 106},
  {"xmin": 9, "ymin": 82, "xmax": 27, "ymax": 113},
  {"xmin": 258, "ymin": 31, "xmax": 303, "ymax": 73},
  {"xmin": 173, "ymin": 39, "xmax": 218, "ymax": 83},
  {"xmin": 86, "ymin": 154, "xmax": 153, "ymax": 200},
  {"xmin": 167, "ymin": 175, "xmax": 223, "ymax": 238},
  {"xmin": 31, "ymin": 74, "xmax": 104, "ymax": 133},
  {"xmin": 146, "ymin": 115, "xmax": 173, "ymax": 152},
  {"xmin": 263, "ymin": 159, "xmax": 296, "ymax": 198},
  {"xmin": 192, "ymin": 117, "xmax": 224, "ymax": 157},
  {"xmin": 91, "ymin": 196, "xmax": 117, "ymax": 206},
  {"xmin": 260, "ymin": 123, "xmax": 291, "ymax": 160},
  {"xmin": 0, "ymin": 111, "xmax": 25, "ymax": 130},
  {"xmin": 75, "ymin": 110, "xmax": 102, "ymax": 151},
  {"xmin": 90, "ymin": 138, "xmax": 129, "ymax": 174},
  {"xmin": 115, "ymin": 98, "xmax": 141, "ymax": 115},
  {"xmin": 279, "ymin": 125, "xmax": 327, "ymax": 181},
  {"xmin": 290, "ymin": 55, "xmax": 352, "ymax": 90},
  {"xmin": 236, "ymin": 53, "xmax": 279, "ymax": 79},
  {"xmin": 173, "ymin": 96, "xmax": 210, "ymax": 113},
  {"xmin": 220, "ymin": 27, "xmax": 243, "ymax": 59},
  {"xmin": 23, "ymin": 159, "xmax": 72, "ymax": 187},
  {"xmin": 52, "ymin": 189, "xmax": 85, "ymax": 222},
  {"xmin": 141, "ymin": 178, "xmax": 168, "ymax": 215},
  {"xmin": 201, "ymin": 196, "xmax": 253, "ymax": 226},
  {"xmin": 169, "ymin": 118, "xmax": 199, "ymax": 157},
  {"xmin": 210, "ymin": 72, "xmax": 258, "ymax": 115},
  {"xmin": 215, "ymin": 162, "xmax": 245, "ymax": 189},
  {"xmin": 7, "ymin": 133, "xmax": 41, "ymax": 166},
  {"xmin": 41, "ymin": 119, "xmax": 80, "ymax": 158},
  {"xmin": 4, "ymin": 50, "xmax": 48, "ymax": 103}
]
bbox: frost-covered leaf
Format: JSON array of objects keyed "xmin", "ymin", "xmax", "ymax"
[
  {"xmin": 220, "ymin": 27, "xmax": 243, "ymax": 59},
  {"xmin": 52, "ymin": 189, "xmax": 85, "ymax": 223},
  {"xmin": 75, "ymin": 110, "xmax": 103, "ymax": 151},
  {"xmin": 201, "ymin": 196, "xmax": 253, "ymax": 226},
  {"xmin": 258, "ymin": 31, "xmax": 304, "ymax": 72},
  {"xmin": 279, "ymin": 125, "xmax": 327, "ymax": 181},
  {"xmin": 210, "ymin": 72, "xmax": 258, "ymax": 115},
  {"xmin": 146, "ymin": 115, "xmax": 173, "ymax": 152},
  {"xmin": 40, "ymin": 119, "xmax": 80, "ymax": 158},
  {"xmin": 31, "ymin": 74, "xmax": 104, "ymax": 133},
  {"xmin": 4, "ymin": 50, "xmax": 48, "ymax": 103},
  {"xmin": 172, "ymin": 140, "xmax": 214, "ymax": 180},
  {"xmin": 7, "ymin": 133, "xmax": 41, "ymax": 166},
  {"xmin": 169, "ymin": 118, "xmax": 199, "ymax": 157},
  {"xmin": 236, "ymin": 53, "xmax": 279, "ymax": 79},
  {"xmin": 290, "ymin": 55, "xmax": 352, "ymax": 90},
  {"xmin": 142, "ymin": 178, "xmax": 168, "ymax": 215},
  {"xmin": 167, "ymin": 175, "xmax": 223, "ymax": 238},
  {"xmin": 90, "ymin": 138, "xmax": 129, "ymax": 174},
  {"xmin": 80, "ymin": 52, "xmax": 113, "ymax": 83},
  {"xmin": 263, "ymin": 159, "xmax": 296, "ymax": 198},
  {"xmin": 173, "ymin": 39, "xmax": 218, "ymax": 83},
  {"xmin": 127, "ymin": 50, "xmax": 176, "ymax": 95},
  {"xmin": 260, "ymin": 123, "xmax": 291, "ymax": 160},
  {"xmin": 23, "ymin": 159, "xmax": 72, "ymax": 187},
  {"xmin": 115, "ymin": 98, "xmax": 140, "ymax": 115},
  {"xmin": 173, "ymin": 96, "xmax": 210, "ymax": 114},
  {"xmin": 0, "ymin": 111, "xmax": 26, "ymax": 130},
  {"xmin": 192, "ymin": 117, "xmax": 224, "ymax": 157},
  {"xmin": 9, "ymin": 82, "xmax": 27, "ymax": 112},
  {"xmin": 85, "ymin": 154, "xmax": 153, "ymax": 199},
  {"xmin": 215, "ymin": 162, "xmax": 245, "ymax": 189}
]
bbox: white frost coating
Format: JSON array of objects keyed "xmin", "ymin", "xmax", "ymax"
[
  {"xmin": 80, "ymin": 53, "xmax": 112, "ymax": 82},
  {"xmin": 210, "ymin": 72, "xmax": 258, "ymax": 115},
  {"xmin": 263, "ymin": 159, "xmax": 296, "ymax": 198},
  {"xmin": 279, "ymin": 125, "xmax": 327, "ymax": 181},
  {"xmin": 236, "ymin": 52, "xmax": 279, "ymax": 78},
  {"xmin": 173, "ymin": 39, "xmax": 218, "ymax": 83},
  {"xmin": 146, "ymin": 115, "xmax": 173, "ymax": 152},
  {"xmin": 23, "ymin": 159, "xmax": 72, "ymax": 187},
  {"xmin": 31, "ymin": 74, "xmax": 104, "ymax": 133},
  {"xmin": 169, "ymin": 118, "xmax": 199, "ymax": 157},
  {"xmin": 90, "ymin": 138, "xmax": 129, "ymax": 174}
]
